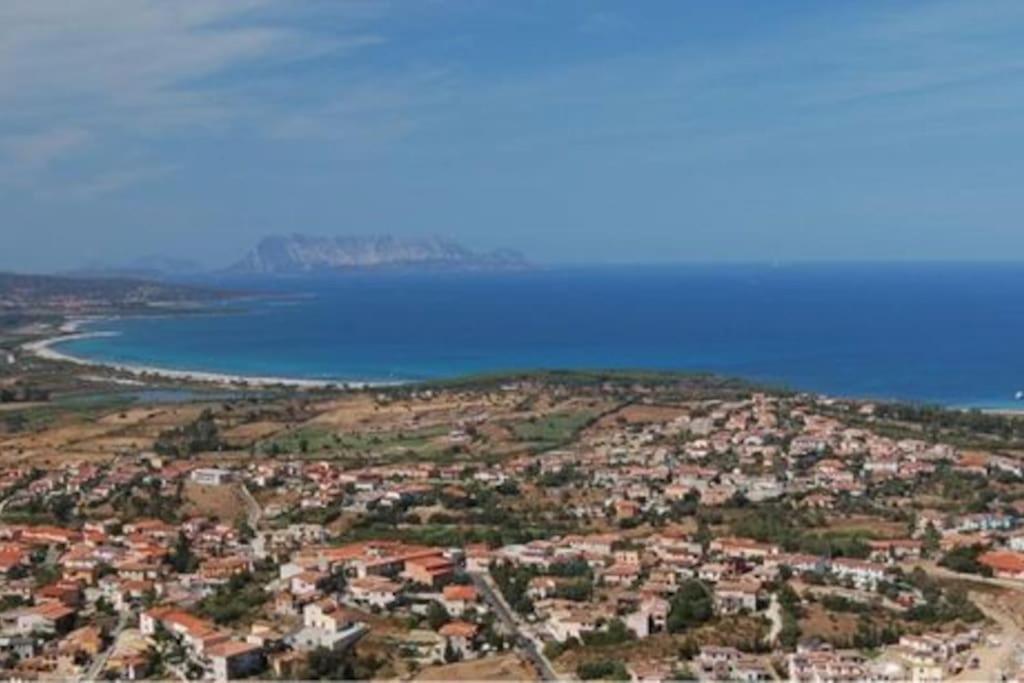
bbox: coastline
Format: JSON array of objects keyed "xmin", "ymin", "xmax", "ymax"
[
  {"xmin": 22, "ymin": 319, "xmax": 390, "ymax": 390},
  {"xmin": 16, "ymin": 317, "xmax": 1024, "ymax": 411}
]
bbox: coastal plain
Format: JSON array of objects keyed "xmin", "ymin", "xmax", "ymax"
[{"xmin": 1, "ymin": 288, "xmax": 1024, "ymax": 681}]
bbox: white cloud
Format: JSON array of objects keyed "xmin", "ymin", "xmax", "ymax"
[
  {"xmin": 0, "ymin": 1, "xmax": 383, "ymax": 198},
  {"xmin": 0, "ymin": 1, "xmax": 362, "ymax": 129}
]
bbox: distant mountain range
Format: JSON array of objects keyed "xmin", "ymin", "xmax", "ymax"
[{"xmin": 227, "ymin": 234, "xmax": 528, "ymax": 275}]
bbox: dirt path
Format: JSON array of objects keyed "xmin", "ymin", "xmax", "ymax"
[{"xmin": 954, "ymin": 592, "xmax": 1023, "ymax": 682}]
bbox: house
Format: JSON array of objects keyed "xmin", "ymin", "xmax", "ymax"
[
  {"xmin": 38, "ymin": 580, "xmax": 84, "ymax": 607},
  {"xmin": 206, "ymin": 640, "xmax": 264, "ymax": 681},
  {"xmin": 623, "ymin": 596, "xmax": 669, "ymax": 638},
  {"xmin": 547, "ymin": 606, "xmax": 600, "ymax": 642},
  {"xmin": 141, "ymin": 607, "xmax": 229, "ymax": 655},
  {"xmin": 348, "ymin": 576, "xmax": 401, "ymax": 609},
  {"xmin": 294, "ymin": 598, "xmax": 368, "ymax": 651},
  {"xmin": 714, "ymin": 580, "xmax": 761, "ymax": 614},
  {"xmin": 58, "ymin": 625, "xmax": 104, "ymax": 658},
  {"xmin": 602, "ymin": 562, "xmax": 641, "ymax": 586},
  {"xmin": 733, "ymin": 657, "xmax": 773, "ymax": 682},
  {"xmin": 788, "ymin": 646, "xmax": 866, "ymax": 682},
  {"xmin": 246, "ymin": 622, "xmax": 288, "ymax": 650},
  {"xmin": 628, "ymin": 660, "xmax": 676, "ymax": 683},
  {"xmin": 191, "ymin": 469, "xmax": 234, "ymax": 486},
  {"xmin": 898, "ymin": 631, "xmax": 977, "ymax": 664},
  {"xmin": 290, "ymin": 570, "xmax": 327, "ymax": 597},
  {"xmin": 441, "ymin": 584, "xmax": 478, "ymax": 614},
  {"xmin": 1, "ymin": 602, "xmax": 77, "ymax": 635},
  {"xmin": 956, "ymin": 513, "xmax": 1016, "ymax": 533},
  {"xmin": 978, "ymin": 551, "xmax": 1024, "ymax": 580},
  {"xmin": 464, "ymin": 545, "xmax": 495, "ymax": 572},
  {"xmin": 527, "ymin": 576, "xmax": 559, "ymax": 600},
  {"xmin": 304, "ymin": 599, "xmax": 354, "ymax": 632},
  {"xmin": 1008, "ymin": 532, "xmax": 1024, "ymax": 553},
  {"xmin": 698, "ymin": 562, "xmax": 732, "ymax": 583},
  {"xmin": 866, "ymin": 540, "xmax": 923, "ymax": 564},
  {"xmin": 698, "ymin": 646, "xmax": 742, "ymax": 677},
  {"xmin": 768, "ymin": 553, "xmax": 826, "ymax": 575},
  {"xmin": 830, "ymin": 558, "xmax": 887, "ymax": 589},
  {"xmin": 268, "ymin": 650, "xmax": 306, "ymax": 679},
  {"xmin": 403, "ymin": 556, "xmax": 454, "ymax": 589},
  {"xmin": 21, "ymin": 526, "xmax": 82, "ymax": 547},
  {"xmin": 438, "ymin": 620, "xmax": 479, "ymax": 659},
  {"xmin": 0, "ymin": 548, "xmax": 28, "ymax": 573},
  {"xmin": 710, "ymin": 537, "xmax": 779, "ymax": 561},
  {"xmin": 614, "ymin": 499, "xmax": 641, "ymax": 520},
  {"xmin": 200, "ymin": 557, "xmax": 252, "ymax": 584}
]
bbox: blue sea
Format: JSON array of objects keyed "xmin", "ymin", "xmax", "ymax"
[{"xmin": 59, "ymin": 264, "xmax": 1024, "ymax": 408}]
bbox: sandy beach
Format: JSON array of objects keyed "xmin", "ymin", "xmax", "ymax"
[{"xmin": 21, "ymin": 322, "xmax": 383, "ymax": 390}]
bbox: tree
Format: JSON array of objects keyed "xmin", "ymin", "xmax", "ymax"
[
  {"xmin": 426, "ymin": 602, "xmax": 450, "ymax": 631},
  {"xmin": 938, "ymin": 545, "xmax": 992, "ymax": 577},
  {"xmin": 168, "ymin": 532, "xmax": 197, "ymax": 573},
  {"xmin": 922, "ymin": 522, "xmax": 941, "ymax": 556},
  {"xmin": 321, "ymin": 570, "xmax": 347, "ymax": 595},
  {"xmin": 577, "ymin": 660, "xmax": 629, "ymax": 681},
  {"xmin": 694, "ymin": 518, "xmax": 713, "ymax": 550},
  {"xmin": 582, "ymin": 619, "xmax": 635, "ymax": 647},
  {"xmin": 234, "ymin": 518, "xmax": 255, "ymax": 542},
  {"xmin": 667, "ymin": 580, "xmax": 713, "ymax": 632},
  {"xmin": 48, "ymin": 494, "xmax": 76, "ymax": 523},
  {"xmin": 305, "ymin": 648, "xmax": 356, "ymax": 680},
  {"xmin": 672, "ymin": 665, "xmax": 698, "ymax": 681}
]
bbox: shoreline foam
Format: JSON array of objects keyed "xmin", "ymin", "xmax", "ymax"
[{"xmin": 23, "ymin": 321, "xmax": 391, "ymax": 390}]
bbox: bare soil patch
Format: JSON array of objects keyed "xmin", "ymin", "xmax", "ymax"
[{"xmin": 414, "ymin": 654, "xmax": 538, "ymax": 681}]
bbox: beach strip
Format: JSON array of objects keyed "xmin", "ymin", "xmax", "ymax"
[{"xmin": 22, "ymin": 329, "xmax": 389, "ymax": 390}]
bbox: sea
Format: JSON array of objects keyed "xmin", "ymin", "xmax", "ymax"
[{"xmin": 58, "ymin": 263, "xmax": 1024, "ymax": 408}]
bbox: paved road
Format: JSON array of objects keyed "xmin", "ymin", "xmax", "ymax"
[
  {"xmin": 796, "ymin": 582, "xmax": 907, "ymax": 613},
  {"xmin": 907, "ymin": 561, "xmax": 1024, "ymax": 598},
  {"xmin": 82, "ymin": 609, "xmax": 131, "ymax": 681},
  {"xmin": 765, "ymin": 593, "xmax": 782, "ymax": 647},
  {"xmin": 469, "ymin": 571, "xmax": 560, "ymax": 681},
  {"xmin": 239, "ymin": 484, "xmax": 262, "ymax": 529}
]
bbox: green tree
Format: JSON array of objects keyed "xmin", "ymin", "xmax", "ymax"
[
  {"xmin": 167, "ymin": 532, "xmax": 197, "ymax": 573},
  {"xmin": 667, "ymin": 580, "xmax": 713, "ymax": 632},
  {"xmin": 577, "ymin": 660, "xmax": 629, "ymax": 681},
  {"xmin": 426, "ymin": 602, "xmax": 450, "ymax": 631}
]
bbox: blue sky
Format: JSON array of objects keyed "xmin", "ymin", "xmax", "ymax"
[{"xmin": 2, "ymin": 0, "xmax": 1023, "ymax": 270}]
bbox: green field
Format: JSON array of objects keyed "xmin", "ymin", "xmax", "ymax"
[
  {"xmin": 258, "ymin": 424, "xmax": 450, "ymax": 459},
  {"xmin": 508, "ymin": 410, "xmax": 598, "ymax": 451}
]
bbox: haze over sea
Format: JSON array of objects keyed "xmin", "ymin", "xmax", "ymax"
[{"xmin": 59, "ymin": 263, "xmax": 1024, "ymax": 408}]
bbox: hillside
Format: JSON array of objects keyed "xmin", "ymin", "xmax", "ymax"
[{"xmin": 0, "ymin": 271, "xmax": 227, "ymax": 311}]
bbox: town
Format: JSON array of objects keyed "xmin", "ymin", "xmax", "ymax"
[{"xmin": 0, "ymin": 371, "xmax": 1023, "ymax": 681}]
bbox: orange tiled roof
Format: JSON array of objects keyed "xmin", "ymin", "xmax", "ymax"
[
  {"xmin": 439, "ymin": 620, "xmax": 478, "ymax": 638},
  {"xmin": 205, "ymin": 640, "xmax": 261, "ymax": 658},
  {"xmin": 442, "ymin": 584, "xmax": 477, "ymax": 602},
  {"xmin": 980, "ymin": 551, "xmax": 1024, "ymax": 574}
]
